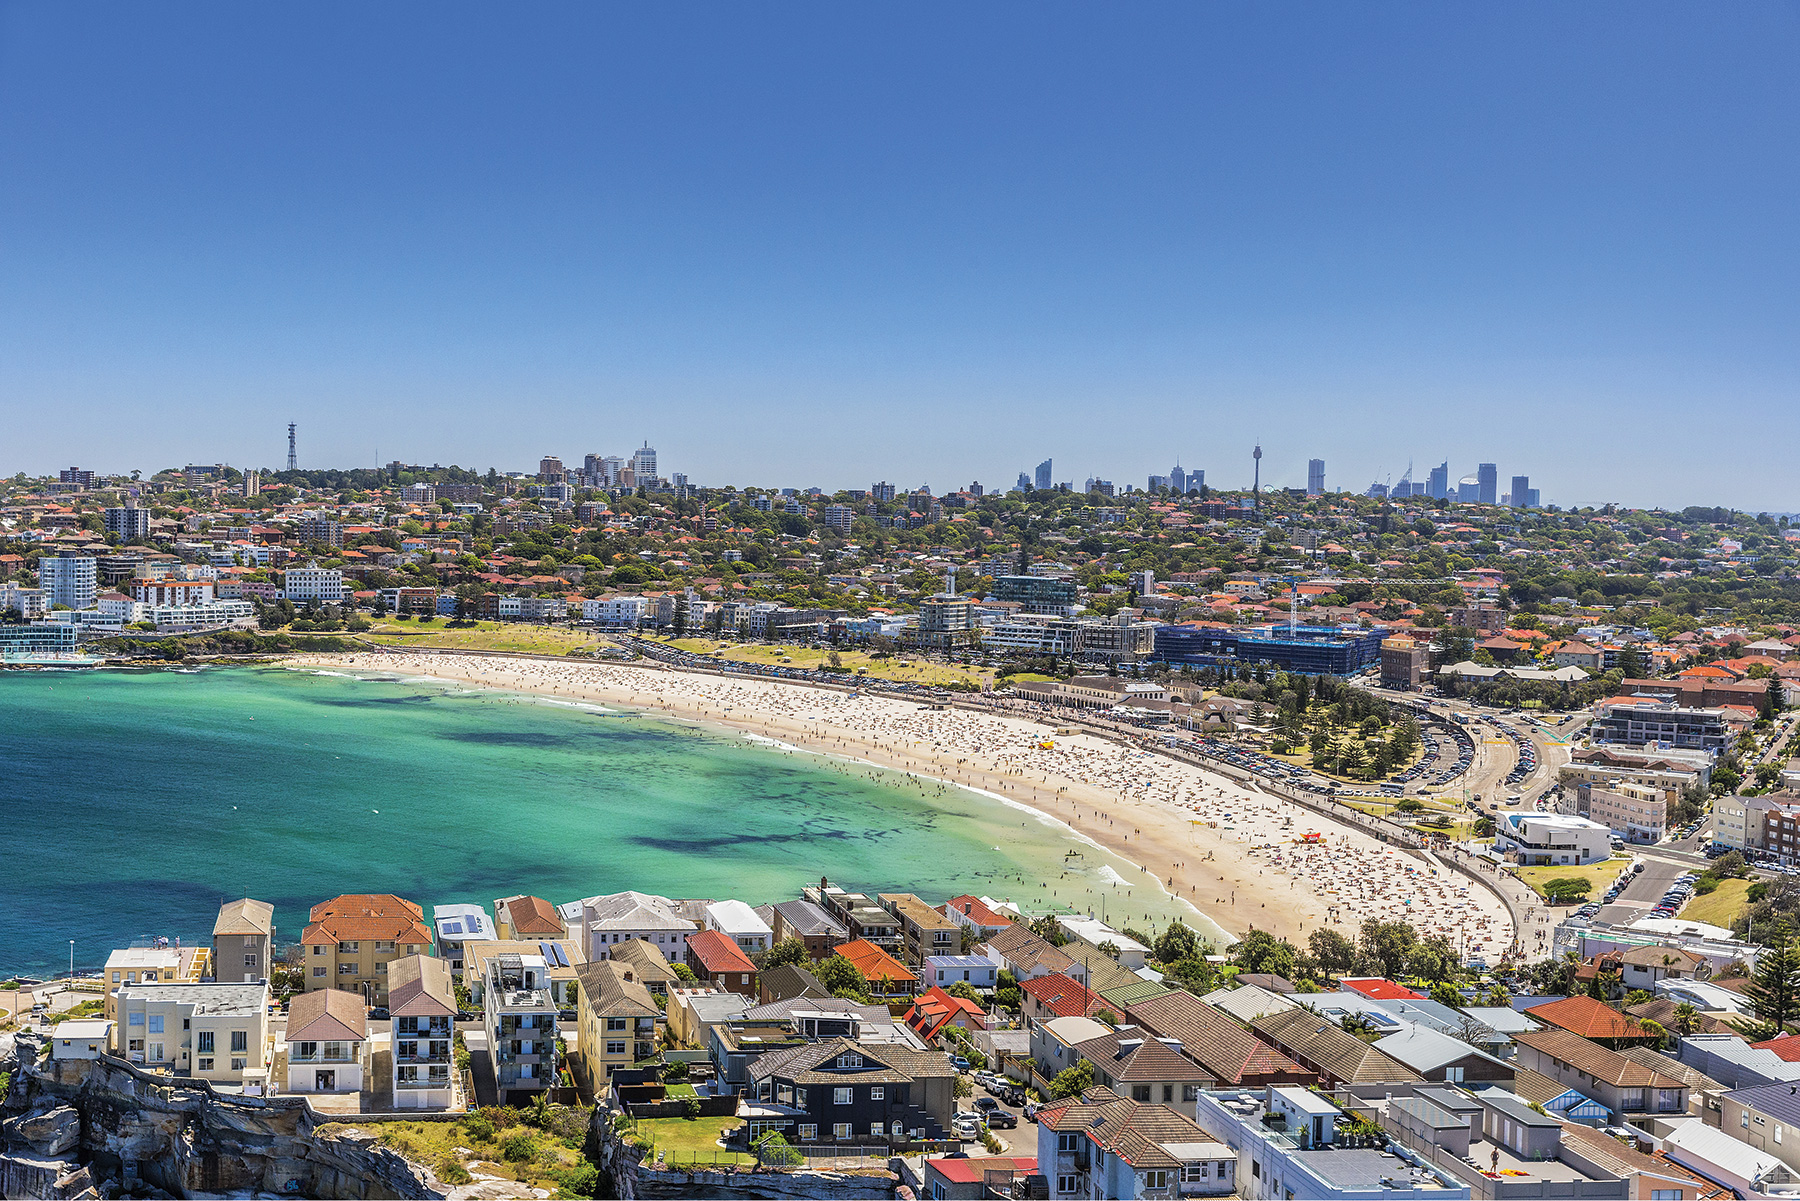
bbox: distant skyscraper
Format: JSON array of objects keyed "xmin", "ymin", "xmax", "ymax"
[
  {"xmin": 631, "ymin": 443, "xmax": 657, "ymax": 482},
  {"xmin": 1189, "ymin": 469, "xmax": 1204, "ymax": 492},
  {"xmin": 1307, "ymin": 459, "xmax": 1325, "ymax": 497},
  {"xmin": 1511, "ymin": 475, "xmax": 1533, "ymax": 509},
  {"xmin": 1016, "ymin": 471, "xmax": 1031, "ymax": 491},
  {"xmin": 1457, "ymin": 475, "xmax": 1481, "ymax": 503},
  {"xmin": 1168, "ymin": 464, "xmax": 1186, "ymax": 494},
  {"xmin": 1427, "ymin": 462, "xmax": 1449, "ymax": 500},
  {"xmin": 1034, "ymin": 459, "xmax": 1053, "ymax": 490},
  {"xmin": 1477, "ymin": 463, "xmax": 1498, "ymax": 505}
]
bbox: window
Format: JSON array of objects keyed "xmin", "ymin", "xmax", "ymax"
[
  {"xmin": 1144, "ymin": 1171, "xmax": 1169, "ymax": 1190},
  {"xmin": 1132, "ymin": 1085, "xmax": 1151, "ymax": 1102},
  {"xmin": 244, "ymin": 953, "xmax": 257, "ymax": 968},
  {"xmin": 834, "ymin": 1087, "xmax": 853, "ymax": 1105},
  {"xmin": 111, "ymin": 971, "xmax": 120, "ymax": 982},
  {"xmin": 1180, "ymin": 1165, "xmax": 1209, "ymax": 1182},
  {"xmin": 374, "ymin": 940, "xmax": 395, "ymax": 952},
  {"xmin": 871, "ymin": 1121, "xmax": 885, "ymax": 1137},
  {"xmin": 197, "ymin": 1031, "xmax": 215, "ymax": 1053},
  {"xmin": 231, "ymin": 1030, "xmax": 248, "ymax": 1053},
  {"xmin": 338, "ymin": 942, "xmax": 358, "ymax": 953},
  {"xmin": 148, "ymin": 1042, "xmax": 164, "ymax": 1061},
  {"xmin": 128, "ymin": 1012, "xmax": 144, "ymax": 1027},
  {"xmin": 338, "ymin": 963, "xmax": 357, "ymax": 974},
  {"xmin": 296, "ymin": 1042, "xmax": 317, "ymax": 1060},
  {"xmin": 870, "ymin": 1087, "xmax": 884, "ymax": 1100},
  {"xmin": 832, "ymin": 1123, "xmax": 852, "ymax": 1140},
  {"xmin": 231, "ymin": 1057, "xmax": 246, "ymax": 1071},
  {"xmin": 128, "ymin": 1039, "xmax": 144, "ymax": 1053},
  {"xmin": 838, "ymin": 1053, "xmax": 863, "ymax": 1068},
  {"xmin": 1163, "ymin": 1085, "xmax": 1175, "ymax": 1103},
  {"xmin": 312, "ymin": 945, "xmax": 323, "ymax": 956},
  {"xmin": 1651, "ymin": 1192, "xmax": 1681, "ymax": 1201},
  {"xmin": 606, "ymin": 1041, "xmax": 627, "ymax": 1055},
  {"xmin": 798, "ymin": 1124, "xmax": 818, "ymax": 1141},
  {"xmin": 607, "ymin": 1018, "xmax": 627, "ymax": 1032},
  {"xmin": 147, "ymin": 1014, "xmax": 164, "ymax": 1034},
  {"xmin": 1183, "ymin": 1085, "xmax": 1200, "ymax": 1102},
  {"xmin": 1057, "ymin": 1176, "xmax": 1078, "ymax": 1194},
  {"xmin": 1056, "ymin": 1133, "xmax": 1078, "ymax": 1152},
  {"xmin": 313, "ymin": 966, "xmax": 326, "ymax": 977}
]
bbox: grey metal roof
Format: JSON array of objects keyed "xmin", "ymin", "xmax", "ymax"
[{"xmin": 117, "ymin": 982, "xmax": 266, "ymax": 1015}]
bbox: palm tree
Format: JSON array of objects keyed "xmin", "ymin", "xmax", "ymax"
[{"xmin": 1671, "ymin": 1002, "xmax": 1701, "ymax": 1037}]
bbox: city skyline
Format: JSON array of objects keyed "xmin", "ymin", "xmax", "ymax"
[{"xmin": 2, "ymin": 4, "xmax": 1795, "ymax": 509}]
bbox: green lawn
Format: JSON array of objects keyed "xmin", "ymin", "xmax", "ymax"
[
  {"xmin": 361, "ymin": 618, "xmax": 599, "ymax": 656},
  {"xmin": 627, "ymin": 1117, "xmax": 751, "ymax": 1167},
  {"xmin": 1507, "ymin": 855, "xmax": 1631, "ymax": 904},
  {"xmin": 649, "ymin": 636, "xmax": 990, "ymax": 688},
  {"xmin": 1681, "ymin": 878, "xmax": 1752, "ymax": 929}
]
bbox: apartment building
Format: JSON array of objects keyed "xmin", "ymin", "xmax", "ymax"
[
  {"xmin": 485, "ymin": 951, "xmax": 561, "ymax": 1105},
  {"xmin": 432, "ymin": 903, "xmax": 496, "ymax": 975},
  {"xmin": 1560, "ymin": 745, "xmax": 1709, "ymax": 802},
  {"xmin": 282, "ymin": 566, "xmax": 348, "ymax": 605},
  {"xmin": 387, "ymin": 954, "xmax": 457, "ymax": 1110},
  {"xmin": 102, "ymin": 944, "xmax": 210, "ymax": 1024},
  {"xmin": 563, "ymin": 890, "xmax": 696, "ymax": 962},
  {"xmin": 115, "ymin": 981, "xmax": 270, "ymax": 1086},
  {"xmin": 463, "ymin": 939, "xmax": 583, "ymax": 1010},
  {"xmin": 40, "ymin": 554, "xmax": 97, "ymax": 610},
  {"xmin": 1591, "ymin": 698, "xmax": 1731, "ymax": 753},
  {"xmin": 879, "ymin": 892, "xmax": 960, "ymax": 965},
  {"xmin": 211, "ymin": 898, "xmax": 274, "ymax": 984},
  {"xmin": 572, "ymin": 959, "xmax": 661, "ymax": 1092},
  {"xmin": 1573, "ymin": 783, "xmax": 1667, "ymax": 844},
  {"xmin": 1043, "ymin": 1087, "xmax": 1240, "ymax": 1200},
  {"xmin": 581, "ymin": 596, "xmax": 649, "ymax": 626},
  {"xmin": 300, "ymin": 894, "xmax": 434, "ymax": 1006}
]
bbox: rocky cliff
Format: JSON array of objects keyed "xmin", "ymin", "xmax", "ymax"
[{"xmin": 0, "ymin": 1032, "xmax": 446, "ymax": 1199}]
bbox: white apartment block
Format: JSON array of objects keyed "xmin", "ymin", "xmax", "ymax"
[
  {"xmin": 283, "ymin": 567, "xmax": 348, "ymax": 605},
  {"xmin": 583, "ymin": 596, "xmax": 649, "ymax": 626},
  {"xmin": 40, "ymin": 555, "xmax": 97, "ymax": 610}
]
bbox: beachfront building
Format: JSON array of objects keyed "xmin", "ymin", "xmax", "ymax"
[
  {"xmin": 301, "ymin": 894, "xmax": 435, "ymax": 1006},
  {"xmin": 494, "ymin": 894, "xmax": 566, "ymax": 941},
  {"xmin": 211, "ymin": 898, "xmax": 274, "ymax": 985},
  {"xmin": 563, "ymin": 890, "xmax": 696, "ymax": 963},
  {"xmin": 463, "ymin": 939, "xmax": 583, "ymax": 1009},
  {"xmin": 284, "ymin": 987, "xmax": 368, "ymax": 1095},
  {"xmin": 103, "ymin": 943, "xmax": 211, "ymax": 1025},
  {"xmin": 880, "ymin": 892, "xmax": 961, "ymax": 965},
  {"xmin": 1494, "ymin": 812, "xmax": 1613, "ymax": 866},
  {"xmin": 115, "ymin": 980, "xmax": 270, "ymax": 1087},
  {"xmin": 705, "ymin": 899, "xmax": 774, "ymax": 956},
  {"xmin": 432, "ymin": 903, "xmax": 497, "ymax": 975},
  {"xmin": 484, "ymin": 950, "xmax": 562, "ymax": 1105},
  {"xmin": 387, "ymin": 954, "xmax": 457, "ymax": 1109}
]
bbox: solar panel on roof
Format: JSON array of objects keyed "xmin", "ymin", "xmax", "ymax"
[{"xmin": 539, "ymin": 941, "xmax": 567, "ymax": 968}]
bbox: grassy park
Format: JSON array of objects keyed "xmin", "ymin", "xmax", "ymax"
[
  {"xmin": 1680, "ymin": 878, "xmax": 1752, "ymax": 928},
  {"xmin": 651, "ymin": 636, "xmax": 991, "ymax": 689},
  {"xmin": 359, "ymin": 617, "xmax": 600, "ymax": 656},
  {"xmin": 1507, "ymin": 855, "xmax": 1631, "ymax": 905}
]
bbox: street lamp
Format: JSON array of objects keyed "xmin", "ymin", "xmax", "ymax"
[{"xmin": 69, "ymin": 940, "xmax": 74, "ymax": 977}]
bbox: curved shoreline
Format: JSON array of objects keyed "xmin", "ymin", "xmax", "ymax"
[{"xmin": 283, "ymin": 649, "xmax": 1516, "ymax": 959}]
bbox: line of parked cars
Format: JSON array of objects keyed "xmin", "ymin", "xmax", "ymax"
[{"xmin": 1649, "ymin": 872, "xmax": 1700, "ymax": 919}]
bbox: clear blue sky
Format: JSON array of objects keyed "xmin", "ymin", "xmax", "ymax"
[{"xmin": 2, "ymin": 3, "xmax": 1795, "ymax": 510}]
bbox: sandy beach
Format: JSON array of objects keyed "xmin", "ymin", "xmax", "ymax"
[{"xmin": 287, "ymin": 650, "xmax": 1514, "ymax": 959}]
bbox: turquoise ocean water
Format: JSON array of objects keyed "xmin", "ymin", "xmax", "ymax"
[{"xmin": 0, "ymin": 665, "xmax": 1213, "ymax": 977}]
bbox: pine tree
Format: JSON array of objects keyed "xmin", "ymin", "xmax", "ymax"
[{"xmin": 1749, "ymin": 920, "xmax": 1800, "ymax": 1030}]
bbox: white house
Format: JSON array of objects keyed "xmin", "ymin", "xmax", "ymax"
[
  {"xmin": 1495, "ymin": 812, "xmax": 1613, "ymax": 866},
  {"xmin": 51, "ymin": 1019, "xmax": 114, "ymax": 1060},
  {"xmin": 705, "ymin": 900, "xmax": 773, "ymax": 955},
  {"xmin": 433, "ymin": 903, "xmax": 497, "ymax": 975},
  {"xmin": 284, "ymin": 988, "xmax": 368, "ymax": 1095}
]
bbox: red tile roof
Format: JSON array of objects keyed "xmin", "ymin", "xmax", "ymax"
[
  {"xmin": 301, "ymin": 894, "xmax": 432, "ymax": 947},
  {"xmin": 685, "ymin": 928, "xmax": 757, "ymax": 975},
  {"xmin": 836, "ymin": 939, "xmax": 914, "ymax": 986},
  {"xmin": 1021, "ymin": 973, "xmax": 1104, "ymax": 1019},
  {"xmin": 1751, "ymin": 1032, "xmax": 1800, "ymax": 1062},
  {"xmin": 1524, "ymin": 995, "xmax": 1658, "ymax": 1041}
]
